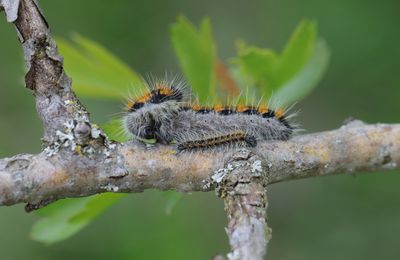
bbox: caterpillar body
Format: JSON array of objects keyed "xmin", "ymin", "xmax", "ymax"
[
  {"xmin": 123, "ymin": 76, "xmax": 191, "ymax": 143},
  {"xmin": 123, "ymin": 77, "xmax": 295, "ymax": 151},
  {"xmin": 176, "ymin": 131, "xmax": 257, "ymax": 152}
]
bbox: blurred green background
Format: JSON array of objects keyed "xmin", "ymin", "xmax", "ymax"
[{"xmin": 0, "ymin": 0, "xmax": 399, "ymax": 259}]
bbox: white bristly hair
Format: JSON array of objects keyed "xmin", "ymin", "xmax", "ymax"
[{"xmin": 123, "ymin": 75, "xmax": 296, "ymax": 150}]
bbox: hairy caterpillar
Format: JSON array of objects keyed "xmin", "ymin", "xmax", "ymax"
[
  {"xmin": 176, "ymin": 131, "xmax": 257, "ymax": 152},
  {"xmin": 123, "ymin": 75, "xmax": 191, "ymax": 143},
  {"xmin": 123, "ymin": 76, "xmax": 295, "ymax": 150}
]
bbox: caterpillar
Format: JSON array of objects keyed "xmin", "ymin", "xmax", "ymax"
[
  {"xmin": 123, "ymin": 75, "xmax": 191, "ymax": 143},
  {"xmin": 176, "ymin": 131, "xmax": 257, "ymax": 152},
  {"xmin": 123, "ymin": 76, "xmax": 295, "ymax": 150}
]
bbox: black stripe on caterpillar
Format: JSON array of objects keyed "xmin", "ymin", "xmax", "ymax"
[
  {"xmin": 123, "ymin": 76, "xmax": 296, "ymax": 148},
  {"xmin": 176, "ymin": 131, "xmax": 257, "ymax": 152},
  {"xmin": 156, "ymin": 105, "xmax": 294, "ymax": 147},
  {"xmin": 123, "ymin": 75, "xmax": 191, "ymax": 142}
]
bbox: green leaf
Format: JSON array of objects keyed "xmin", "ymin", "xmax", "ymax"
[
  {"xmin": 275, "ymin": 20, "xmax": 316, "ymax": 88},
  {"xmin": 274, "ymin": 40, "xmax": 330, "ymax": 105},
  {"xmin": 233, "ymin": 42, "xmax": 279, "ymax": 90},
  {"xmin": 101, "ymin": 118, "xmax": 129, "ymax": 142},
  {"xmin": 232, "ymin": 20, "xmax": 329, "ymax": 104},
  {"xmin": 31, "ymin": 193, "xmax": 126, "ymax": 244},
  {"xmin": 171, "ymin": 16, "xmax": 216, "ymax": 102},
  {"xmin": 57, "ymin": 34, "xmax": 143, "ymax": 100}
]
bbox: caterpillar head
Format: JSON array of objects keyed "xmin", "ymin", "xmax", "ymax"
[{"xmin": 123, "ymin": 77, "xmax": 190, "ymax": 143}]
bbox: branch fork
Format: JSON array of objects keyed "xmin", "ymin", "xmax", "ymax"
[
  {"xmin": 211, "ymin": 149, "xmax": 270, "ymax": 260},
  {"xmin": 1, "ymin": 1, "xmax": 400, "ymax": 259}
]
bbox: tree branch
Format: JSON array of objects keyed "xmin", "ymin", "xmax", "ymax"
[
  {"xmin": 12, "ymin": 0, "xmax": 89, "ymax": 142},
  {"xmin": 216, "ymin": 150, "xmax": 270, "ymax": 260},
  {"xmin": 1, "ymin": 1, "xmax": 399, "ymax": 259},
  {"xmin": 0, "ymin": 121, "xmax": 398, "ymax": 207}
]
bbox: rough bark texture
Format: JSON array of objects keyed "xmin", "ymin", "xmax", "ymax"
[
  {"xmin": 215, "ymin": 150, "xmax": 270, "ymax": 260},
  {"xmin": 1, "ymin": 1, "xmax": 399, "ymax": 259},
  {"xmin": 0, "ymin": 121, "xmax": 398, "ymax": 207},
  {"xmin": 13, "ymin": 0, "xmax": 89, "ymax": 143}
]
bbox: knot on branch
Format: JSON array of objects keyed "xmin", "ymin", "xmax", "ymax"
[{"xmin": 43, "ymin": 119, "xmax": 114, "ymax": 158}]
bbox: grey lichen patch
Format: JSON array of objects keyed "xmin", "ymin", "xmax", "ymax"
[
  {"xmin": 91, "ymin": 125, "xmax": 102, "ymax": 139},
  {"xmin": 42, "ymin": 78, "xmax": 106, "ymax": 154},
  {"xmin": 101, "ymin": 183, "xmax": 120, "ymax": 192},
  {"xmin": 56, "ymin": 121, "xmax": 75, "ymax": 148},
  {"xmin": 251, "ymin": 160, "xmax": 262, "ymax": 174},
  {"xmin": 63, "ymin": 95, "xmax": 90, "ymax": 122},
  {"xmin": 102, "ymin": 139, "xmax": 117, "ymax": 158},
  {"xmin": 212, "ymin": 168, "xmax": 228, "ymax": 184},
  {"xmin": 43, "ymin": 119, "xmax": 111, "ymax": 157},
  {"xmin": 44, "ymin": 121, "xmax": 74, "ymax": 156},
  {"xmin": 203, "ymin": 149, "xmax": 267, "ymax": 195}
]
